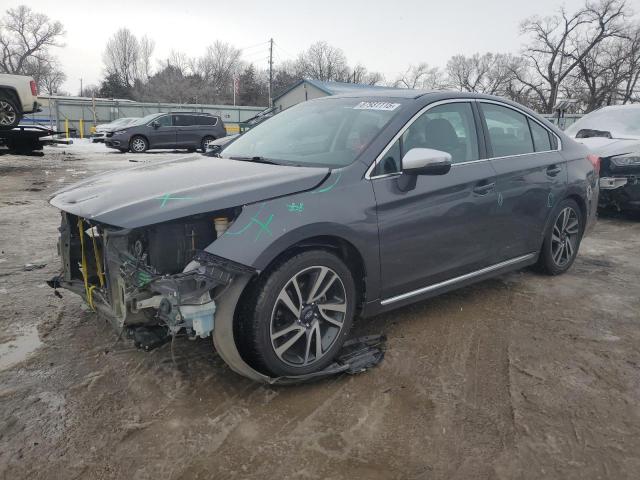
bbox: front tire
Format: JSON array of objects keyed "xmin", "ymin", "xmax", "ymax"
[
  {"xmin": 130, "ymin": 135, "xmax": 148, "ymax": 153},
  {"xmin": 0, "ymin": 94, "xmax": 21, "ymax": 129},
  {"xmin": 537, "ymin": 199, "xmax": 583, "ymax": 275},
  {"xmin": 238, "ymin": 250, "xmax": 356, "ymax": 377}
]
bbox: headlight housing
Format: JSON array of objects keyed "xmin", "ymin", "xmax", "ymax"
[
  {"xmin": 611, "ymin": 152, "xmax": 640, "ymax": 167},
  {"xmin": 113, "ymin": 129, "xmax": 128, "ymax": 135}
]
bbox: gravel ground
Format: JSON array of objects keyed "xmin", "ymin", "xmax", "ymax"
[{"xmin": 0, "ymin": 141, "xmax": 639, "ymax": 479}]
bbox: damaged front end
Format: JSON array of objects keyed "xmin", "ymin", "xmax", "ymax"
[
  {"xmin": 48, "ymin": 210, "xmax": 253, "ymax": 339},
  {"xmin": 598, "ymin": 152, "xmax": 640, "ymax": 211}
]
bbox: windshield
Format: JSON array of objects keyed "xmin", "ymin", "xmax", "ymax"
[
  {"xmin": 565, "ymin": 106, "xmax": 640, "ymax": 139},
  {"xmin": 222, "ymin": 98, "xmax": 404, "ymax": 167}
]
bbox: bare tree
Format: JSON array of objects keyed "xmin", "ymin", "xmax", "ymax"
[
  {"xmin": 38, "ymin": 60, "xmax": 66, "ymax": 94},
  {"xmin": 138, "ymin": 35, "xmax": 155, "ymax": 80},
  {"xmin": 394, "ymin": 63, "xmax": 445, "ymax": 89},
  {"xmin": 446, "ymin": 53, "xmax": 522, "ymax": 96},
  {"xmin": 295, "ymin": 41, "xmax": 349, "ymax": 81},
  {"xmin": 0, "ymin": 5, "xmax": 65, "ymax": 92},
  {"xmin": 194, "ymin": 41, "xmax": 242, "ymax": 101},
  {"xmin": 619, "ymin": 24, "xmax": 640, "ymax": 103},
  {"xmin": 103, "ymin": 28, "xmax": 141, "ymax": 88},
  {"xmin": 518, "ymin": 0, "xmax": 629, "ymax": 113}
]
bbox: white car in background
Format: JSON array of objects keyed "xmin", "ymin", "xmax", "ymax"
[
  {"xmin": 565, "ymin": 104, "xmax": 640, "ymax": 212},
  {"xmin": 91, "ymin": 117, "xmax": 138, "ymax": 143}
]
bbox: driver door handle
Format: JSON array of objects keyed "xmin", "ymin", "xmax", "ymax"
[
  {"xmin": 546, "ymin": 165, "xmax": 562, "ymax": 177},
  {"xmin": 473, "ymin": 181, "xmax": 496, "ymax": 195}
]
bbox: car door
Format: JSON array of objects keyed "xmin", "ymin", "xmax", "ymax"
[
  {"xmin": 479, "ymin": 101, "xmax": 567, "ymax": 261},
  {"xmin": 371, "ymin": 100, "xmax": 500, "ymax": 301},
  {"xmin": 148, "ymin": 114, "xmax": 176, "ymax": 148},
  {"xmin": 173, "ymin": 114, "xmax": 200, "ymax": 148}
]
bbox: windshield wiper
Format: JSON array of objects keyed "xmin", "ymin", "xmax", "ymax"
[{"xmin": 228, "ymin": 155, "xmax": 280, "ymax": 165}]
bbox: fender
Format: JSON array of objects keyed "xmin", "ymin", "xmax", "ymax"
[{"xmin": 204, "ymin": 172, "xmax": 382, "ymax": 301}]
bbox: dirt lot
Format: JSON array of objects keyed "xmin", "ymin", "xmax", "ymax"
[{"xmin": 0, "ymin": 141, "xmax": 639, "ymax": 480}]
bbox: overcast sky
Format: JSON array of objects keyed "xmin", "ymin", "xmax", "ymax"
[{"xmin": 8, "ymin": 0, "xmax": 587, "ymax": 93}]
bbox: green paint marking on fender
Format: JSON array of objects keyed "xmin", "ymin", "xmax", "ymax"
[
  {"xmin": 547, "ymin": 192, "xmax": 554, "ymax": 208},
  {"xmin": 287, "ymin": 202, "xmax": 304, "ymax": 213},
  {"xmin": 225, "ymin": 203, "xmax": 274, "ymax": 241},
  {"xmin": 156, "ymin": 193, "xmax": 194, "ymax": 207},
  {"xmin": 312, "ymin": 171, "xmax": 342, "ymax": 194}
]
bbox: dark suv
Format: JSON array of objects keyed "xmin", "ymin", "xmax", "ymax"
[{"xmin": 105, "ymin": 112, "xmax": 226, "ymax": 153}]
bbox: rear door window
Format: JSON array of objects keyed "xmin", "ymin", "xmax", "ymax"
[
  {"xmin": 481, "ymin": 103, "xmax": 534, "ymax": 157},
  {"xmin": 173, "ymin": 114, "xmax": 195, "ymax": 127}
]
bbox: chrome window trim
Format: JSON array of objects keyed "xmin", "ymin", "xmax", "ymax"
[
  {"xmin": 366, "ymin": 98, "xmax": 478, "ymax": 180},
  {"xmin": 366, "ymin": 98, "xmax": 563, "ymax": 180},
  {"xmin": 380, "ymin": 252, "xmax": 537, "ymax": 306},
  {"xmin": 477, "ymin": 99, "xmax": 562, "ymax": 154}
]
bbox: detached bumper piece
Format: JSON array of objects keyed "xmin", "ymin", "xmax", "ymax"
[{"xmin": 270, "ymin": 334, "xmax": 387, "ymax": 385}]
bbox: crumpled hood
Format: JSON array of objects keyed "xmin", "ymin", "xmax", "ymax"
[
  {"xmin": 50, "ymin": 156, "xmax": 329, "ymax": 228},
  {"xmin": 574, "ymin": 137, "xmax": 640, "ymax": 158}
]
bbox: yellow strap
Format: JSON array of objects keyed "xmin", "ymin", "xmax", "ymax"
[
  {"xmin": 90, "ymin": 230, "xmax": 105, "ymax": 287},
  {"xmin": 77, "ymin": 218, "xmax": 95, "ymax": 311}
]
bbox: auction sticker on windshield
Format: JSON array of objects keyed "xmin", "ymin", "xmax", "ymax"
[{"xmin": 353, "ymin": 102, "xmax": 401, "ymax": 111}]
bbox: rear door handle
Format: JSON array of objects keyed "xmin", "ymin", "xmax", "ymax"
[
  {"xmin": 546, "ymin": 165, "xmax": 562, "ymax": 177},
  {"xmin": 473, "ymin": 181, "xmax": 496, "ymax": 195}
]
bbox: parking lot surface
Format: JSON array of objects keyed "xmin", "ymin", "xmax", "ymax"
[{"xmin": 1, "ymin": 142, "xmax": 639, "ymax": 479}]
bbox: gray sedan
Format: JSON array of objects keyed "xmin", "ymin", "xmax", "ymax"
[{"xmin": 49, "ymin": 91, "xmax": 598, "ymax": 382}]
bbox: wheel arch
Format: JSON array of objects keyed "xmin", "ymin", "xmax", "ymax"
[
  {"xmin": 0, "ymin": 86, "xmax": 22, "ymax": 113},
  {"xmin": 129, "ymin": 133, "xmax": 149, "ymax": 149},
  {"xmin": 239, "ymin": 233, "xmax": 368, "ymax": 317},
  {"xmin": 540, "ymin": 191, "xmax": 587, "ymax": 248}
]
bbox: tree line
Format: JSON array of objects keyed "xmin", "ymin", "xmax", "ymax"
[{"xmin": 1, "ymin": 1, "xmax": 639, "ymax": 114}]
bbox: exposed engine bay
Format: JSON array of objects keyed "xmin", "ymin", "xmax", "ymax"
[{"xmin": 48, "ymin": 209, "xmax": 253, "ymax": 339}]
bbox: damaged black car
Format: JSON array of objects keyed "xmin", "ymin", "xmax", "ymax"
[
  {"xmin": 48, "ymin": 91, "xmax": 598, "ymax": 382},
  {"xmin": 565, "ymin": 104, "xmax": 640, "ymax": 212}
]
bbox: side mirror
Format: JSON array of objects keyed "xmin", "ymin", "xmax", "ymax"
[
  {"xmin": 402, "ymin": 148, "xmax": 452, "ymax": 175},
  {"xmin": 151, "ymin": 121, "xmax": 160, "ymax": 129}
]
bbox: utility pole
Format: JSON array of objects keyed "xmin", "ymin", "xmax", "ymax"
[
  {"xmin": 79, "ymin": 78, "xmax": 83, "ymax": 97},
  {"xmin": 268, "ymin": 38, "xmax": 274, "ymax": 107}
]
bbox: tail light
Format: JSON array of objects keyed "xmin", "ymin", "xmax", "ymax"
[
  {"xmin": 587, "ymin": 154, "xmax": 600, "ymax": 175},
  {"xmin": 30, "ymin": 80, "xmax": 37, "ymax": 96}
]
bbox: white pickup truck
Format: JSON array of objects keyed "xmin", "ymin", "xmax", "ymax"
[{"xmin": 0, "ymin": 73, "xmax": 40, "ymax": 129}]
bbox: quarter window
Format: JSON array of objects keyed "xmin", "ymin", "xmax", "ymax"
[
  {"xmin": 372, "ymin": 102, "xmax": 479, "ymax": 176},
  {"xmin": 528, "ymin": 118, "xmax": 552, "ymax": 152},
  {"xmin": 481, "ymin": 103, "xmax": 534, "ymax": 157}
]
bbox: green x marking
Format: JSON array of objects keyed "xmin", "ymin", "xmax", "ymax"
[{"xmin": 156, "ymin": 193, "xmax": 194, "ymax": 207}]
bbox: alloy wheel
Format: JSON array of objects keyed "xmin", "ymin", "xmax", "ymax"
[
  {"xmin": 551, "ymin": 207, "xmax": 579, "ymax": 267},
  {"xmin": 131, "ymin": 138, "xmax": 146, "ymax": 152},
  {"xmin": 0, "ymin": 101, "xmax": 17, "ymax": 126},
  {"xmin": 270, "ymin": 266, "xmax": 347, "ymax": 367}
]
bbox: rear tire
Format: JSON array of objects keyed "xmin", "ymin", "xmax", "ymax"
[
  {"xmin": 537, "ymin": 198, "xmax": 583, "ymax": 275},
  {"xmin": 130, "ymin": 135, "xmax": 148, "ymax": 153},
  {"xmin": 201, "ymin": 135, "xmax": 215, "ymax": 152},
  {"xmin": 0, "ymin": 93, "xmax": 21, "ymax": 129},
  {"xmin": 237, "ymin": 250, "xmax": 355, "ymax": 377}
]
